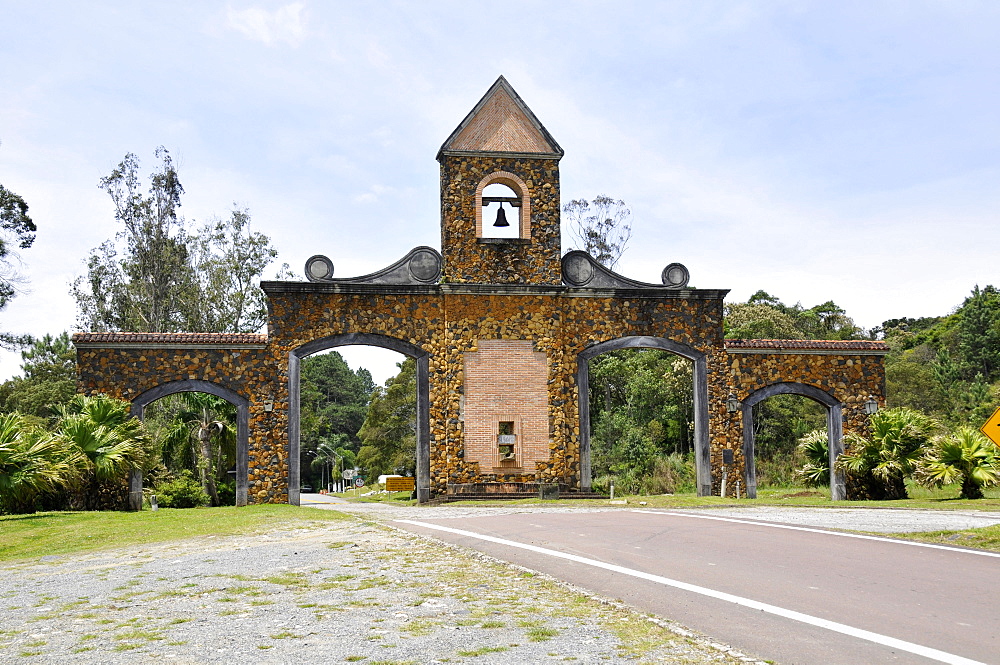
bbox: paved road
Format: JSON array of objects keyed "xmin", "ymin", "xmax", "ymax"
[{"xmin": 395, "ymin": 509, "xmax": 999, "ymax": 665}]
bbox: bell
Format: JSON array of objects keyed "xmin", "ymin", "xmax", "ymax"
[{"xmin": 493, "ymin": 203, "xmax": 510, "ymax": 227}]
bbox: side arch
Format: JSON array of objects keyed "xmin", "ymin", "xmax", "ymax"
[
  {"xmin": 578, "ymin": 336, "xmax": 711, "ymax": 496},
  {"xmin": 131, "ymin": 379, "xmax": 251, "ymax": 508},
  {"xmin": 289, "ymin": 333, "xmax": 431, "ymax": 505},
  {"xmin": 740, "ymin": 382, "xmax": 845, "ymax": 500}
]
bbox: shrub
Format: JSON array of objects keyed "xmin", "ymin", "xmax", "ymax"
[
  {"xmin": 796, "ymin": 429, "xmax": 830, "ymax": 487},
  {"xmin": 155, "ymin": 471, "xmax": 210, "ymax": 508},
  {"xmin": 644, "ymin": 453, "xmax": 696, "ymax": 494},
  {"xmin": 838, "ymin": 407, "xmax": 937, "ymax": 500},
  {"xmin": 917, "ymin": 426, "xmax": 1000, "ymax": 499}
]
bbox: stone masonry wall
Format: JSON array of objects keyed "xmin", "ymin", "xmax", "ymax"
[
  {"xmin": 75, "ymin": 292, "xmax": 886, "ymax": 503},
  {"xmin": 711, "ymin": 346, "xmax": 887, "ymax": 494},
  {"xmin": 439, "ymin": 155, "xmax": 561, "ymax": 285},
  {"xmin": 74, "ymin": 341, "xmax": 290, "ymax": 503}
]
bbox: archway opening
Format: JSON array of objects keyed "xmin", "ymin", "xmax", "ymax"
[
  {"xmin": 747, "ymin": 394, "xmax": 827, "ymax": 492},
  {"xmin": 586, "ymin": 348, "xmax": 696, "ymax": 496},
  {"xmin": 289, "ymin": 333, "xmax": 430, "ymax": 505},
  {"xmin": 143, "ymin": 392, "xmax": 240, "ymax": 507},
  {"xmin": 578, "ymin": 336, "xmax": 711, "ymax": 497},
  {"xmin": 740, "ymin": 382, "xmax": 845, "ymax": 500},
  {"xmin": 297, "ymin": 346, "xmax": 414, "ymax": 497},
  {"xmin": 131, "ymin": 380, "xmax": 250, "ymax": 508}
]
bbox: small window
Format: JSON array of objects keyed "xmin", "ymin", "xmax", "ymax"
[{"xmin": 497, "ymin": 421, "xmax": 516, "ymax": 460}]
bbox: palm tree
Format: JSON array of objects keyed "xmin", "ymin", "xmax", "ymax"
[
  {"xmin": 0, "ymin": 413, "xmax": 82, "ymax": 514},
  {"xmin": 57, "ymin": 394, "xmax": 148, "ymax": 510},
  {"xmin": 153, "ymin": 392, "xmax": 235, "ymax": 506},
  {"xmin": 838, "ymin": 407, "xmax": 937, "ymax": 500},
  {"xmin": 917, "ymin": 427, "xmax": 1000, "ymax": 499}
]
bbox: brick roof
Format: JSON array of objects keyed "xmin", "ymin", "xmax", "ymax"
[
  {"xmin": 439, "ymin": 76, "xmax": 562, "ymax": 156},
  {"xmin": 72, "ymin": 332, "xmax": 268, "ymax": 346},
  {"xmin": 725, "ymin": 339, "xmax": 888, "ymax": 352}
]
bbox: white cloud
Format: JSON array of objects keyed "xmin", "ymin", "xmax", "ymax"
[{"xmin": 225, "ymin": 3, "xmax": 306, "ymax": 47}]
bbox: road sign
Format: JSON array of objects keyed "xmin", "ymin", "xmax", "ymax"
[
  {"xmin": 342, "ymin": 469, "xmax": 355, "ymax": 480},
  {"xmin": 981, "ymin": 406, "xmax": 1000, "ymax": 446},
  {"xmin": 385, "ymin": 476, "xmax": 415, "ymax": 492},
  {"xmin": 355, "ymin": 478, "xmax": 365, "ymax": 488}
]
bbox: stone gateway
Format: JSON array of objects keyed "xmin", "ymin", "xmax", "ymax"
[{"xmin": 74, "ymin": 77, "xmax": 886, "ymax": 506}]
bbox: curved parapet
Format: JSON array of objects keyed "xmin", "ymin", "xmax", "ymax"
[
  {"xmin": 561, "ymin": 250, "xmax": 689, "ymax": 289},
  {"xmin": 305, "ymin": 246, "xmax": 442, "ymax": 285}
]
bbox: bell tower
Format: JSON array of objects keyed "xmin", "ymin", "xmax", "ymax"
[{"xmin": 437, "ymin": 76, "xmax": 564, "ymax": 284}]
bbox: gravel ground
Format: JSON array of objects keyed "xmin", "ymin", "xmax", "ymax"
[
  {"xmin": 3, "ymin": 500, "xmax": 995, "ymax": 664},
  {"xmin": 0, "ymin": 506, "xmax": 755, "ymax": 665}
]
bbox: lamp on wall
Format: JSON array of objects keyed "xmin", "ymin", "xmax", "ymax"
[
  {"xmin": 263, "ymin": 398, "xmax": 274, "ymax": 413},
  {"xmin": 864, "ymin": 395, "xmax": 879, "ymax": 415},
  {"xmin": 726, "ymin": 393, "xmax": 741, "ymax": 413}
]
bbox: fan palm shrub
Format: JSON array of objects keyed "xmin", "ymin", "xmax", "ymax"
[
  {"xmin": 56, "ymin": 394, "xmax": 148, "ymax": 510},
  {"xmin": 917, "ymin": 427, "xmax": 1000, "ymax": 499},
  {"xmin": 796, "ymin": 429, "xmax": 830, "ymax": 487},
  {"xmin": 837, "ymin": 407, "xmax": 937, "ymax": 500},
  {"xmin": 0, "ymin": 413, "xmax": 82, "ymax": 514}
]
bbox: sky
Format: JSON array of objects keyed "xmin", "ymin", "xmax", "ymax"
[{"xmin": 1, "ymin": 1, "xmax": 999, "ymax": 384}]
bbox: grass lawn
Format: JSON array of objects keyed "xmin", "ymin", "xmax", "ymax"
[
  {"xmin": 442, "ymin": 482, "xmax": 1000, "ymax": 511},
  {"xmin": 874, "ymin": 525, "xmax": 1000, "ymax": 552},
  {"xmin": 0, "ymin": 504, "xmax": 350, "ymax": 564}
]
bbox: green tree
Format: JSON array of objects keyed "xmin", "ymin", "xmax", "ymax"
[
  {"xmin": 71, "ymin": 148, "xmax": 286, "ymax": 333},
  {"xmin": 725, "ymin": 291, "xmax": 863, "ymax": 341},
  {"xmin": 299, "ymin": 351, "xmax": 373, "ymax": 488},
  {"xmin": 838, "ymin": 407, "xmax": 937, "ymax": 500},
  {"xmin": 956, "ymin": 285, "xmax": 1000, "ymax": 383},
  {"xmin": 563, "ymin": 195, "xmax": 632, "ymax": 268},
  {"xmin": 725, "ymin": 303, "xmax": 804, "ymax": 339},
  {"xmin": 0, "ymin": 181, "xmax": 37, "ymax": 348},
  {"xmin": 357, "ymin": 359, "xmax": 416, "ymax": 479},
  {"xmin": 0, "ymin": 332, "xmax": 77, "ymax": 421},
  {"xmin": 917, "ymin": 427, "xmax": 1000, "ymax": 499}
]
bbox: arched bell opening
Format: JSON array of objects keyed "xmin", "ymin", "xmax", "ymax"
[{"xmin": 475, "ymin": 171, "xmax": 531, "ymax": 240}]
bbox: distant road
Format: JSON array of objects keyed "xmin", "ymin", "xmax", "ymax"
[
  {"xmin": 395, "ymin": 509, "xmax": 999, "ymax": 665},
  {"xmin": 299, "ymin": 492, "xmax": 350, "ymax": 506}
]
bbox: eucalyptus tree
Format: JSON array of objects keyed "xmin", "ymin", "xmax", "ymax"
[
  {"xmin": 71, "ymin": 147, "xmax": 287, "ymax": 334},
  {"xmin": 562, "ymin": 195, "xmax": 632, "ymax": 269},
  {"xmin": 0, "ymin": 181, "xmax": 36, "ymax": 348}
]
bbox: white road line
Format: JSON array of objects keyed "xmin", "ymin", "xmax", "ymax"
[
  {"xmin": 396, "ymin": 518, "xmax": 987, "ymax": 665},
  {"xmin": 635, "ymin": 510, "xmax": 1000, "ymax": 558}
]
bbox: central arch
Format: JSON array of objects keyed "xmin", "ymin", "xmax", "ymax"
[
  {"xmin": 577, "ymin": 336, "xmax": 710, "ymax": 496},
  {"xmin": 289, "ymin": 333, "xmax": 431, "ymax": 505},
  {"xmin": 131, "ymin": 379, "xmax": 251, "ymax": 508},
  {"xmin": 741, "ymin": 382, "xmax": 846, "ymax": 500}
]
